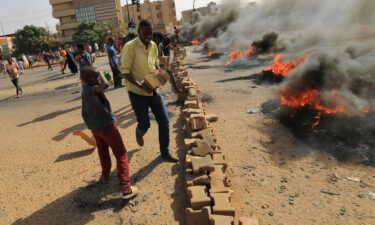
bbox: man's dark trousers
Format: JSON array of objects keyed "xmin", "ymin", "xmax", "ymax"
[{"xmin": 128, "ymin": 91, "xmax": 170, "ymax": 155}]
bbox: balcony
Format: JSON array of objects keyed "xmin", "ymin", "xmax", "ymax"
[
  {"xmin": 60, "ymin": 21, "xmax": 78, "ymax": 30},
  {"xmin": 52, "ymin": 8, "xmax": 76, "ymax": 18},
  {"xmin": 49, "ymin": 0, "xmax": 73, "ymax": 5}
]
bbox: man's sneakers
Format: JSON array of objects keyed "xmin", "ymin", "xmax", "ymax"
[
  {"xmin": 161, "ymin": 152, "xmax": 179, "ymax": 163},
  {"xmin": 136, "ymin": 134, "xmax": 144, "ymax": 147}
]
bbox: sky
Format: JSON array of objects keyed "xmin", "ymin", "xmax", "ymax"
[{"xmin": 0, "ymin": 0, "xmax": 218, "ymax": 35}]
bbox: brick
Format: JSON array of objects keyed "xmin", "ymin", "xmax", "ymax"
[
  {"xmin": 239, "ymin": 217, "xmax": 259, "ymax": 225},
  {"xmin": 211, "ymin": 193, "xmax": 235, "ymax": 216},
  {"xmin": 187, "ymin": 186, "xmax": 211, "ymax": 209},
  {"xmin": 190, "ymin": 114, "xmax": 208, "ymax": 131},
  {"xmin": 186, "ymin": 154, "xmax": 200, "ymax": 166},
  {"xmin": 206, "ymin": 113, "xmax": 219, "ymax": 122},
  {"xmin": 185, "ymin": 207, "xmax": 211, "ymax": 225},
  {"xmin": 211, "ymin": 215, "xmax": 234, "ymax": 225},
  {"xmin": 183, "ymin": 108, "xmax": 204, "ymax": 117},
  {"xmin": 186, "ymin": 173, "xmax": 210, "ymax": 186},
  {"xmin": 210, "ymin": 178, "xmax": 231, "ymax": 193},
  {"xmin": 192, "ymin": 155, "xmax": 215, "ymax": 175},
  {"xmin": 143, "ymin": 69, "xmax": 169, "ymax": 89},
  {"xmin": 212, "ymin": 153, "xmax": 228, "ymax": 169},
  {"xmin": 185, "ymin": 100, "xmax": 199, "ymax": 109},
  {"xmin": 190, "ymin": 140, "xmax": 214, "ymax": 157},
  {"xmin": 209, "ymin": 165, "xmax": 227, "ymax": 179},
  {"xmin": 192, "ymin": 129, "xmax": 217, "ymax": 149},
  {"xmin": 185, "ymin": 138, "xmax": 198, "ymax": 149}
]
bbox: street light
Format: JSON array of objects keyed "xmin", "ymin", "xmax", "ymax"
[{"xmin": 193, "ymin": 0, "xmax": 196, "ymax": 12}]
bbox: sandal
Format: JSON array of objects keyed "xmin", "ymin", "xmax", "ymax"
[{"xmin": 122, "ymin": 186, "xmax": 138, "ymax": 199}]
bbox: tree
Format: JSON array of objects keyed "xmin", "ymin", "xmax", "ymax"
[
  {"xmin": 13, "ymin": 25, "xmax": 48, "ymax": 55},
  {"xmin": 99, "ymin": 21, "xmax": 128, "ymax": 44},
  {"xmin": 73, "ymin": 21, "xmax": 102, "ymax": 46}
]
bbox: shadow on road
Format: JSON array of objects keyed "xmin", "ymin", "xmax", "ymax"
[{"xmin": 18, "ymin": 106, "xmax": 82, "ymax": 127}]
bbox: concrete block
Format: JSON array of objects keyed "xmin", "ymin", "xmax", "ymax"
[
  {"xmin": 190, "ymin": 114, "xmax": 208, "ymax": 131},
  {"xmin": 185, "ymin": 138, "xmax": 198, "ymax": 149},
  {"xmin": 209, "ymin": 165, "xmax": 226, "ymax": 178},
  {"xmin": 239, "ymin": 217, "xmax": 259, "ymax": 225},
  {"xmin": 192, "ymin": 129, "xmax": 217, "ymax": 149},
  {"xmin": 211, "ymin": 193, "xmax": 235, "ymax": 216},
  {"xmin": 185, "ymin": 100, "xmax": 199, "ymax": 109},
  {"xmin": 144, "ymin": 69, "xmax": 169, "ymax": 89},
  {"xmin": 186, "ymin": 173, "xmax": 210, "ymax": 186},
  {"xmin": 185, "ymin": 207, "xmax": 211, "ymax": 225},
  {"xmin": 212, "ymin": 153, "xmax": 228, "ymax": 169},
  {"xmin": 206, "ymin": 113, "xmax": 219, "ymax": 122},
  {"xmin": 187, "ymin": 186, "xmax": 211, "ymax": 209},
  {"xmin": 211, "ymin": 215, "xmax": 234, "ymax": 225},
  {"xmin": 190, "ymin": 140, "xmax": 214, "ymax": 157},
  {"xmin": 210, "ymin": 178, "xmax": 231, "ymax": 193},
  {"xmin": 192, "ymin": 155, "xmax": 215, "ymax": 175}
]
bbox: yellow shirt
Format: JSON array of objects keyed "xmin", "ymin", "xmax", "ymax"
[{"xmin": 121, "ymin": 37, "xmax": 159, "ymax": 96}]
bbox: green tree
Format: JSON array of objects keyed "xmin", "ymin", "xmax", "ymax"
[
  {"xmin": 13, "ymin": 25, "xmax": 48, "ymax": 55},
  {"xmin": 72, "ymin": 21, "xmax": 102, "ymax": 46}
]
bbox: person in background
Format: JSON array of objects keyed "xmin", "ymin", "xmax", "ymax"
[
  {"xmin": 121, "ymin": 19, "xmax": 178, "ymax": 162},
  {"xmin": 162, "ymin": 34, "xmax": 171, "ymax": 57},
  {"xmin": 59, "ymin": 46, "xmax": 68, "ymax": 74},
  {"xmin": 5, "ymin": 57, "xmax": 23, "ymax": 98},
  {"xmin": 75, "ymin": 44, "xmax": 93, "ymax": 69},
  {"xmin": 107, "ymin": 37, "xmax": 123, "ymax": 88},
  {"xmin": 153, "ymin": 32, "xmax": 168, "ymax": 70},
  {"xmin": 121, "ymin": 22, "xmax": 138, "ymax": 48},
  {"xmin": 80, "ymin": 66, "xmax": 138, "ymax": 199},
  {"xmin": 17, "ymin": 58, "xmax": 24, "ymax": 74},
  {"xmin": 174, "ymin": 26, "xmax": 180, "ymax": 44},
  {"xmin": 94, "ymin": 43, "xmax": 100, "ymax": 57},
  {"xmin": 43, "ymin": 51, "xmax": 53, "ymax": 71}
]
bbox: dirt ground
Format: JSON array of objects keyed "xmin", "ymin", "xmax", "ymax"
[
  {"xmin": 184, "ymin": 48, "xmax": 375, "ymax": 225},
  {"xmin": 1, "ymin": 49, "xmax": 375, "ymax": 225},
  {"xmin": 0, "ymin": 57, "xmax": 187, "ymax": 225}
]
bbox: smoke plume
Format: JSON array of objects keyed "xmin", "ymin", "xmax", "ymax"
[{"xmin": 183, "ymin": 0, "xmax": 375, "ymax": 53}]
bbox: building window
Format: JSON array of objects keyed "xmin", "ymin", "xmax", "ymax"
[
  {"xmin": 138, "ymin": 16, "xmax": 141, "ymax": 20},
  {"xmin": 157, "ymin": 13, "xmax": 162, "ymax": 18},
  {"xmin": 76, "ymin": 7, "xmax": 96, "ymax": 23}
]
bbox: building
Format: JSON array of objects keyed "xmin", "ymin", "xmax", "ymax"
[
  {"xmin": 0, "ymin": 36, "xmax": 15, "ymax": 56},
  {"xmin": 49, "ymin": 0, "xmax": 123, "ymax": 43},
  {"xmin": 122, "ymin": 0, "xmax": 177, "ymax": 33},
  {"xmin": 181, "ymin": 2, "xmax": 217, "ymax": 24}
]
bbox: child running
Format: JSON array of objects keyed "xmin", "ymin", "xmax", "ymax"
[{"xmin": 80, "ymin": 66, "xmax": 138, "ymax": 199}]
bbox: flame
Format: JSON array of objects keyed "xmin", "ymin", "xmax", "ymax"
[
  {"xmin": 208, "ymin": 50, "xmax": 218, "ymax": 56},
  {"xmin": 225, "ymin": 45, "xmax": 256, "ymax": 66},
  {"xmin": 191, "ymin": 40, "xmax": 200, "ymax": 45},
  {"xmin": 264, "ymin": 54, "xmax": 308, "ymax": 76}
]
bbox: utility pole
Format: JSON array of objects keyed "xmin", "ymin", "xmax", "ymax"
[
  {"xmin": 0, "ymin": 18, "xmax": 5, "ymax": 37},
  {"xmin": 193, "ymin": 0, "xmax": 196, "ymax": 12},
  {"xmin": 126, "ymin": 0, "xmax": 131, "ymax": 22}
]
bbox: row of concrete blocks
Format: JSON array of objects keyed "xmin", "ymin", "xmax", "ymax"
[{"xmin": 171, "ymin": 47, "xmax": 238, "ymax": 225}]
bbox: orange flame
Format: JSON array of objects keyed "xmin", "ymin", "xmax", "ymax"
[
  {"xmin": 191, "ymin": 40, "xmax": 200, "ymax": 45},
  {"xmin": 208, "ymin": 50, "xmax": 218, "ymax": 56},
  {"xmin": 225, "ymin": 45, "xmax": 256, "ymax": 66},
  {"xmin": 264, "ymin": 54, "xmax": 308, "ymax": 76}
]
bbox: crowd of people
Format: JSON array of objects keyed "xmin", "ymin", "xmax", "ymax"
[{"xmin": 2, "ymin": 20, "xmax": 179, "ymax": 199}]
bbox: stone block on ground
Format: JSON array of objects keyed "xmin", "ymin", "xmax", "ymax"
[
  {"xmin": 190, "ymin": 114, "xmax": 208, "ymax": 131},
  {"xmin": 185, "ymin": 138, "xmax": 199, "ymax": 149},
  {"xmin": 185, "ymin": 100, "xmax": 200, "ymax": 109},
  {"xmin": 239, "ymin": 217, "xmax": 259, "ymax": 225},
  {"xmin": 187, "ymin": 186, "xmax": 211, "ymax": 209},
  {"xmin": 206, "ymin": 113, "xmax": 219, "ymax": 122},
  {"xmin": 192, "ymin": 155, "xmax": 215, "ymax": 175},
  {"xmin": 210, "ymin": 178, "xmax": 231, "ymax": 193},
  {"xmin": 192, "ymin": 129, "xmax": 217, "ymax": 149},
  {"xmin": 211, "ymin": 215, "xmax": 234, "ymax": 225},
  {"xmin": 212, "ymin": 153, "xmax": 228, "ymax": 169},
  {"xmin": 185, "ymin": 207, "xmax": 211, "ymax": 225},
  {"xmin": 190, "ymin": 140, "xmax": 214, "ymax": 157},
  {"xmin": 186, "ymin": 173, "xmax": 210, "ymax": 186},
  {"xmin": 209, "ymin": 165, "xmax": 226, "ymax": 179},
  {"xmin": 183, "ymin": 108, "xmax": 204, "ymax": 117},
  {"xmin": 211, "ymin": 193, "xmax": 235, "ymax": 216}
]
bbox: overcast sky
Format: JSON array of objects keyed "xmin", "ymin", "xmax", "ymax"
[{"xmin": 0, "ymin": 0, "xmax": 218, "ymax": 35}]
